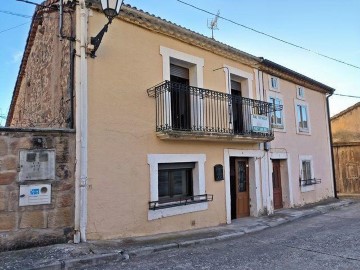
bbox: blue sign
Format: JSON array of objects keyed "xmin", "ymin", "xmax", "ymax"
[{"xmin": 30, "ymin": 188, "xmax": 40, "ymax": 195}]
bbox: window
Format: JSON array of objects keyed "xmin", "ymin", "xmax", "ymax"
[
  {"xmin": 296, "ymin": 104, "xmax": 309, "ymax": 132},
  {"xmin": 269, "ymin": 97, "xmax": 284, "ymax": 128},
  {"xmin": 158, "ymin": 162, "xmax": 194, "ymax": 202},
  {"xmin": 147, "ymin": 154, "xmax": 207, "ymax": 220},
  {"xmin": 302, "ymin": 160, "xmax": 312, "ymax": 181},
  {"xmin": 299, "ymin": 155, "xmax": 315, "ymax": 192},
  {"xmin": 269, "ymin": 76, "xmax": 280, "ymax": 91},
  {"xmin": 296, "ymin": 86, "xmax": 305, "ymax": 100}
]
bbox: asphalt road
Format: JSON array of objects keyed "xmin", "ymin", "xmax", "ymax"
[{"xmin": 86, "ymin": 203, "xmax": 360, "ymax": 270}]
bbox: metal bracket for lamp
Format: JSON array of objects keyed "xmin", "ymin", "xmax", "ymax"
[{"xmin": 90, "ymin": 20, "xmax": 112, "ymax": 58}]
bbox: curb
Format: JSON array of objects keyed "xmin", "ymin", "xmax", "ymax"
[{"xmin": 26, "ymin": 200, "xmax": 355, "ymax": 269}]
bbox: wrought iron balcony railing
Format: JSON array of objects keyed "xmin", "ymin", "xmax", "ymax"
[
  {"xmin": 147, "ymin": 81, "xmax": 282, "ymax": 141},
  {"xmin": 299, "ymin": 178, "xmax": 321, "ymax": 186}
]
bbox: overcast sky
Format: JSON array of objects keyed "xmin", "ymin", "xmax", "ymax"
[{"xmin": 1, "ymin": 0, "xmax": 359, "ymax": 125}]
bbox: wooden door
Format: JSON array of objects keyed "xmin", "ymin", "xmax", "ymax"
[
  {"xmin": 272, "ymin": 160, "xmax": 283, "ymax": 209},
  {"xmin": 235, "ymin": 158, "xmax": 250, "ymax": 218}
]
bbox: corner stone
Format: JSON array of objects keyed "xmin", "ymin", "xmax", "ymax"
[{"xmin": 0, "ymin": 172, "xmax": 17, "ymax": 185}]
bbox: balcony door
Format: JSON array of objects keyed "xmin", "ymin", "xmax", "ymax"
[
  {"xmin": 170, "ymin": 64, "xmax": 191, "ymax": 130},
  {"xmin": 231, "ymin": 80, "xmax": 243, "ymax": 134}
]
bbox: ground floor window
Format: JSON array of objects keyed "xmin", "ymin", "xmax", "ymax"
[
  {"xmin": 158, "ymin": 163, "xmax": 194, "ymax": 202},
  {"xmin": 147, "ymin": 154, "xmax": 208, "ymax": 220},
  {"xmin": 299, "ymin": 155, "xmax": 315, "ymax": 192}
]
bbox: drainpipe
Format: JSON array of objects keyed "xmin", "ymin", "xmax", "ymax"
[
  {"xmin": 326, "ymin": 93, "xmax": 338, "ymax": 199},
  {"xmin": 74, "ymin": 0, "xmax": 88, "ymax": 243}
]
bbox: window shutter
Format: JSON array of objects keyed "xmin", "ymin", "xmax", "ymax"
[
  {"xmin": 158, "ymin": 162, "xmax": 195, "ymax": 170},
  {"xmin": 170, "ymin": 64, "xmax": 189, "ymax": 79},
  {"xmin": 231, "ymin": 80, "xmax": 241, "ymax": 91}
]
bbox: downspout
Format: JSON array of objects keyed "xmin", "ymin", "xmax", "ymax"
[
  {"xmin": 74, "ymin": 0, "xmax": 88, "ymax": 243},
  {"xmin": 326, "ymin": 93, "xmax": 338, "ymax": 199}
]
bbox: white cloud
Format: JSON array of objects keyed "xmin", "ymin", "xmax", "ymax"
[{"xmin": 12, "ymin": 51, "xmax": 23, "ymax": 63}]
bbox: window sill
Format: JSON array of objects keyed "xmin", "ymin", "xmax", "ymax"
[
  {"xmin": 301, "ymin": 185, "xmax": 315, "ymax": 193},
  {"xmin": 148, "ymin": 202, "xmax": 208, "ymax": 220},
  {"xmin": 297, "ymin": 129, "xmax": 311, "ymax": 136}
]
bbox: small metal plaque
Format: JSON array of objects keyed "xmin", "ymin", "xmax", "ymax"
[{"xmin": 19, "ymin": 150, "xmax": 55, "ymax": 181}]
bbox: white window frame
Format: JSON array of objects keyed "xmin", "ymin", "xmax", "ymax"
[
  {"xmin": 294, "ymin": 100, "xmax": 311, "ymax": 135},
  {"xmin": 299, "ymin": 155, "xmax": 315, "ymax": 192},
  {"xmin": 269, "ymin": 94, "xmax": 285, "ymax": 132},
  {"xmin": 269, "ymin": 76, "xmax": 280, "ymax": 92},
  {"xmin": 296, "ymin": 85, "xmax": 305, "ymax": 100},
  {"xmin": 160, "ymin": 46, "xmax": 204, "ymax": 87},
  {"xmin": 223, "ymin": 64, "xmax": 254, "ymax": 99},
  {"xmin": 160, "ymin": 46, "xmax": 204, "ymax": 129},
  {"xmin": 147, "ymin": 154, "xmax": 207, "ymax": 220}
]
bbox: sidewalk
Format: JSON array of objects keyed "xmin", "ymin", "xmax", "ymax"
[{"xmin": 0, "ymin": 198, "xmax": 355, "ymax": 270}]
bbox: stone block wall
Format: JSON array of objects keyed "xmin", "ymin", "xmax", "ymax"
[
  {"xmin": 0, "ymin": 128, "xmax": 75, "ymax": 251},
  {"xmin": 8, "ymin": 8, "xmax": 74, "ymax": 128}
]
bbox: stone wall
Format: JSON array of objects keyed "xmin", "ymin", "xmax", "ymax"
[
  {"xmin": 8, "ymin": 9, "xmax": 74, "ymax": 128},
  {"xmin": 0, "ymin": 128, "xmax": 75, "ymax": 251}
]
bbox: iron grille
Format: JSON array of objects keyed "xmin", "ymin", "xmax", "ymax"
[{"xmin": 149, "ymin": 194, "xmax": 214, "ymax": 210}]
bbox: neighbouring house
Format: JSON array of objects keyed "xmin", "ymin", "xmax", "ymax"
[
  {"xmin": 5, "ymin": 0, "xmax": 335, "ymax": 245},
  {"xmin": 331, "ymin": 102, "xmax": 360, "ymax": 195}
]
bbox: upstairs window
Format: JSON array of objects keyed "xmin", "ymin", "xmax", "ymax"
[
  {"xmin": 296, "ymin": 86, "xmax": 305, "ymax": 100},
  {"xmin": 269, "ymin": 97, "xmax": 284, "ymax": 129},
  {"xmin": 296, "ymin": 104, "xmax": 309, "ymax": 132},
  {"xmin": 269, "ymin": 76, "xmax": 280, "ymax": 91}
]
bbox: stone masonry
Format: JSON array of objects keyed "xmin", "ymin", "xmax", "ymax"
[
  {"xmin": 0, "ymin": 128, "xmax": 75, "ymax": 251},
  {"xmin": 8, "ymin": 7, "xmax": 73, "ymax": 128}
]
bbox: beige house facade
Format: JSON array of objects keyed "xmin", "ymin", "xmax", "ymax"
[{"xmin": 7, "ymin": 1, "xmax": 335, "ymax": 243}]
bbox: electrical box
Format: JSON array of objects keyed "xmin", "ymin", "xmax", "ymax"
[
  {"xmin": 19, "ymin": 184, "xmax": 51, "ymax": 206},
  {"xmin": 19, "ymin": 150, "xmax": 55, "ymax": 181}
]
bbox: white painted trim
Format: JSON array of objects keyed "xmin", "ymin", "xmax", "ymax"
[
  {"xmin": 147, "ymin": 154, "xmax": 206, "ymax": 220},
  {"xmin": 299, "ymin": 155, "xmax": 315, "ymax": 192},
  {"xmin": 294, "ymin": 99, "xmax": 312, "ymax": 135},
  {"xmin": 224, "ymin": 149, "xmax": 263, "ymax": 224},
  {"xmin": 160, "ymin": 46, "xmax": 204, "ymax": 87},
  {"xmin": 148, "ymin": 202, "xmax": 208, "ymax": 220},
  {"xmin": 254, "ymin": 69, "xmax": 260, "ymax": 100},
  {"xmin": 223, "ymin": 64, "xmax": 253, "ymax": 99}
]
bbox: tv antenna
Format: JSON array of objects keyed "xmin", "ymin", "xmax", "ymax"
[{"xmin": 207, "ymin": 10, "xmax": 220, "ymax": 39}]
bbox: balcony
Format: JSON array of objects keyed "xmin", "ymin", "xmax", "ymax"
[{"xmin": 147, "ymin": 81, "xmax": 282, "ymax": 143}]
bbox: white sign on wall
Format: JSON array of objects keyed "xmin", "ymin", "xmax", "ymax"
[
  {"xmin": 251, "ymin": 114, "xmax": 270, "ymax": 133},
  {"xmin": 19, "ymin": 184, "xmax": 51, "ymax": 206}
]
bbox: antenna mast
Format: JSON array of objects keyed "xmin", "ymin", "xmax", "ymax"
[{"xmin": 207, "ymin": 10, "xmax": 220, "ymax": 39}]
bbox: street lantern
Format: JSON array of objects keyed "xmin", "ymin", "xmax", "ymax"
[
  {"xmin": 90, "ymin": 0, "xmax": 124, "ymax": 58},
  {"xmin": 101, "ymin": 0, "xmax": 123, "ymax": 21}
]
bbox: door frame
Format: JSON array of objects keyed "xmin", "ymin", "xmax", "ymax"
[
  {"xmin": 224, "ymin": 149, "xmax": 263, "ymax": 224},
  {"xmin": 272, "ymin": 159, "xmax": 283, "ymax": 209},
  {"xmin": 268, "ymin": 152, "xmax": 294, "ymax": 209}
]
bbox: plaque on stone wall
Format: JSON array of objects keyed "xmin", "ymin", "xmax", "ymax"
[{"xmin": 19, "ymin": 150, "xmax": 55, "ymax": 181}]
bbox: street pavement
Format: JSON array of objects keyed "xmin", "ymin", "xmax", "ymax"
[
  {"xmin": 0, "ymin": 198, "xmax": 358, "ymax": 270},
  {"xmin": 87, "ymin": 202, "xmax": 360, "ymax": 270}
]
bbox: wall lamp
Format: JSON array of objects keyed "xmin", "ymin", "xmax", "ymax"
[{"xmin": 90, "ymin": 0, "xmax": 123, "ymax": 58}]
